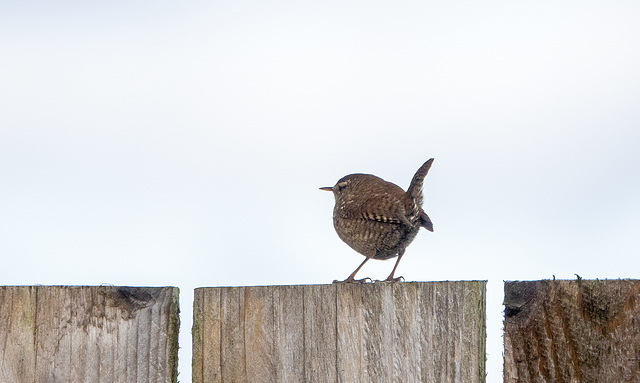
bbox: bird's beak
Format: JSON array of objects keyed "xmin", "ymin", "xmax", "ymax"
[{"xmin": 319, "ymin": 186, "xmax": 334, "ymax": 192}]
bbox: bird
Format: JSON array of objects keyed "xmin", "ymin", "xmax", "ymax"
[{"xmin": 320, "ymin": 158, "xmax": 434, "ymax": 282}]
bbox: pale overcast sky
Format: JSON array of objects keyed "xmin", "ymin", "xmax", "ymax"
[{"xmin": 2, "ymin": 1, "xmax": 640, "ymax": 380}]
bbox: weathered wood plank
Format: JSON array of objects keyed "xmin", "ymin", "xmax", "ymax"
[
  {"xmin": 504, "ymin": 279, "xmax": 640, "ymax": 383},
  {"xmin": 418, "ymin": 282, "xmax": 486, "ymax": 382},
  {"xmin": 361, "ymin": 283, "xmax": 393, "ymax": 382},
  {"xmin": 273, "ymin": 285, "xmax": 304, "ymax": 382},
  {"xmin": 336, "ymin": 283, "xmax": 364, "ymax": 382},
  {"xmin": 193, "ymin": 287, "xmax": 221, "ymax": 383},
  {"xmin": 303, "ymin": 284, "xmax": 338, "ymax": 383},
  {"xmin": 219, "ymin": 287, "xmax": 247, "ymax": 382},
  {"xmin": 193, "ymin": 281, "xmax": 486, "ymax": 383},
  {"xmin": 0, "ymin": 286, "xmax": 179, "ymax": 383},
  {"xmin": 244, "ymin": 286, "xmax": 276, "ymax": 383},
  {"xmin": 0, "ymin": 286, "xmax": 37, "ymax": 383},
  {"xmin": 391, "ymin": 282, "xmax": 421, "ymax": 382}
]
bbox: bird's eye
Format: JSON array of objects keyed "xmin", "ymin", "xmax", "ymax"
[{"xmin": 336, "ymin": 181, "xmax": 348, "ymax": 191}]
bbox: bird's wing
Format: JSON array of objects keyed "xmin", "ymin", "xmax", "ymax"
[{"xmin": 338, "ymin": 194, "xmax": 412, "ymax": 226}]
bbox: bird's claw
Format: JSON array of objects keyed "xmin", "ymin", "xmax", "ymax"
[
  {"xmin": 333, "ymin": 277, "xmax": 372, "ymax": 284},
  {"xmin": 377, "ymin": 275, "xmax": 404, "ymax": 283}
]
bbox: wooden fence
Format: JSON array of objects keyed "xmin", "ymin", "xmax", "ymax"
[
  {"xmin": 2, "ymin": 280, "xmax": 640, "ymax": 382},
  {"xmin": 192, "ymin": 281, "xmax": 486, "ymax": 383},
  {"xmin": 0, "ymin": 286, "xmax": 179, "ymax": 383},
  {"xmin": 504, "ymin": 279, "xmax": 640, "ymax": 383}
]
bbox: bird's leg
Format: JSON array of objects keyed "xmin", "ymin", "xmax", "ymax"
[
  {"xmin": 335, "ymin": 254, "xmax": 373, "ymax": 283},
  {"xmin": 384, "ymin": 251, "xmax": 405, "ymax": 282}
]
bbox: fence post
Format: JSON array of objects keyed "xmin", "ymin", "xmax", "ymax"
[
  {"xmin": 0, "ymin": 286, "xmax": 179, "ymax": 383},
  {"xmin": 504, "ymin": 279, "xmax": 640, "ymax": 383},
  {"xmin": 193, "ymin": 281, "xmax": 486, "ymax": 383}
]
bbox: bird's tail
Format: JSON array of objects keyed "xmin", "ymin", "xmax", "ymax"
[
  {"xmin": 407, "ymin": 158, "xmax": 434, "ymax": 204},
  {"xmin": 420, "ymin": 211, "xmax": 434, "ymax": 232}
]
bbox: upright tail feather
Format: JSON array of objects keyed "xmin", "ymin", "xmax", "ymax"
[{"xmin": 407, "ymin": 158, "xmax": 434, "ymax": 204}]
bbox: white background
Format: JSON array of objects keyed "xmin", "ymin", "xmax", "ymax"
[{"xmin": 2, "ymin": 1, "xmax": 640, "ymax": 381}]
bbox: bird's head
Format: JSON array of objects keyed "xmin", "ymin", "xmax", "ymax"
[
  {"xmin": 319, "ymin": 177, "xmax": 351, "ymax": 199},
  {"xmin": 320, "ymin": 174, "xmax": 378, "ymax": 202}
]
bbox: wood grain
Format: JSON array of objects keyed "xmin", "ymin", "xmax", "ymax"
[
  {"xmin": 0, "ymin": 286, "xmax": 179, "ymax": 383},
  {"xmin": 504, "ymin": 279, "xmax": 640, "ymax": 383},
  {"xmin": 193, "ymin": 281, "xmax": 486, "ymax": 383}
]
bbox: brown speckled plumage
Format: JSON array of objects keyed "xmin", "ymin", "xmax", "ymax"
[{"xmin": 321, "ymin": 159, "xmax": 434, "ymax": 282}]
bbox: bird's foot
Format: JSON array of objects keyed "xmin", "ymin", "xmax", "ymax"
[
  {"xmin": 333, "ymin": 277, "xmax": 372, "ymax": 284},
  {"xmin": 375, "ymin": 275, "xmax": 404, "ymax": 283}
]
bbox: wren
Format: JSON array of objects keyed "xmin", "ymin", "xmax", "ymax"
[{"xmin": 321, "ymin": 159, "xmax": 434, "ymax": 282}]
